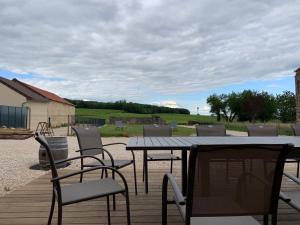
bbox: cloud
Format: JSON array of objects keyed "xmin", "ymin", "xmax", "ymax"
[
  {"xmin": 0, "ymin": 0, "xmax": 299, "ymax": 104},
  {"xmin": 153, "ymin": 100, "xmax": 179, "ymax": 108}
]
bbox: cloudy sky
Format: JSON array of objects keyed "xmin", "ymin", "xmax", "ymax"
[{"xmin": 0, "ymin": 0, "xmax": 299, "ymax": 114}]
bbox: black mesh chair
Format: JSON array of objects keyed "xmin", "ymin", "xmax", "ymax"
[
  {"xmin": 246, "ymin": 124, "xmax": 278, "ymax": 136},
  {"xmin": 162, "ymin": 144, "xmax": 292, "ymax": 225},
  {"xmin": 196, "ymin": 124, "xmax": 226, "ymax": 136},
  {"xmin": 291, "ymin": 124, "xmax": 300, "ymax": 177},
  {"xmin": 143, "ymin": 125, "xmax": 181, "ymax": 193},
  {"xmin": 72, "ymin": 127, "xmax": 137, "ymax": 210},
  {"xmin": 35, "ymin": 133, "xmax": 131, "ymax": 225}
]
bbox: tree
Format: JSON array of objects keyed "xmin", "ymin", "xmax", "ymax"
[
  {"xmin": 238, "ymin": 90, "xmax": 276, "ymax": 122},
  {"xmin": 276, "ymin": 91, "xmax": 296, "ymax": 122},
  {"xmin": 207, "ymin": 94, "xmax": 223, "ymax": 121}
]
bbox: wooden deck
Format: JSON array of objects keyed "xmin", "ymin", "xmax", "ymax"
[{"xmin": 0, "ymin": 166, "xmax": 300, "ymax": 225}]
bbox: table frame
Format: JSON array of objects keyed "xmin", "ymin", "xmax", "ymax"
[{"xmin": 126, "ymin": 136, "xmax": 300, "ymax": 194}]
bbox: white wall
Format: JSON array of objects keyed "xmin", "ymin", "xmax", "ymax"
[
  {"xmin": 0, "ymin": 83, "xmax": 27, "ymax": 107},
  {"xmin": 24, "ymin": 101, "xmax": 48, "ymax": 130}
]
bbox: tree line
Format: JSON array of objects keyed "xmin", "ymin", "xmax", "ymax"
[
  {"xmin": 66, "ymin": 99, "xmax": 190, "ymax": 115},
  {"xmin": 207, "ymin": 90, "xmax": 296, "ymax": 122}
]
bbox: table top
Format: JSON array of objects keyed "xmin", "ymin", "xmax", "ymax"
[{"xmin": 126, "ymin": 136, "xmax": 300, "ymax": 151}]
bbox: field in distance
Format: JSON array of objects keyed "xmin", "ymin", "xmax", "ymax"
[{"xmin": 75, "ymin": 108, "xmax": 294, "ymax": 137}]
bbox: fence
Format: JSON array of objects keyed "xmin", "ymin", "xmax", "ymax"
[
  {"xmin": 0, "ymin": 105, "xmax": 28, "ymax": 129},
  {"xmin": 47, "ymin": 115, "xmax": 106, "ymax": 136}
]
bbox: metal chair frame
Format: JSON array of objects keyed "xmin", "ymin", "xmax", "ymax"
[
  {"xmin": 162, "ymin": 144, "xmax": 291, "ymax": 225},
  {"xmin": 35, "ymin": 133, "xmax": 131, "ymax": 225}
]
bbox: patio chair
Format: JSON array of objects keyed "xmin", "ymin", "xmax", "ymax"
[
  {"xmin": 280, "ymin": 172, "xmax": 300, "ymax": 212},
  {"xmin": 291, "ymin": 124, "xmax": 300, "ymax": 177},
  {"xmin": 115, "ymin": 120, "xmax": 126, "ymax": 130},
  {"xmin": 195, "ymin": 124, "xmax": 226, "ymax": 136},
  {"xmin": 246, "ymin": 124, "xmax": 278, "ymax": 136},
  {"xmin": 72, "ymin": 127, "xmax": 137, "ymax": 209},
  {"xmin": 170, "ymin": 121, "xmax": 177, "ymax": 130},
  {"xmin": 248, "ymin": 124, "xmax": 299, "ymax": 177},
  {"xmin": 142, "ymin": 125, "xmax": 181, "ymax": 190},
  {"xmin": 162, "ymin": 144, "xmax": 292, "ymax": 225},
  {"xmin": 35, "ymin": 133, "xmax": 131, "ymax": 225}
]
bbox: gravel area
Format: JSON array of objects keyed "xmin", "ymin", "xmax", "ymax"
[
  {"xmin": 0, "ymin": 136, "xmax": 177, "ymax": 196},
  {"xmin": 0, "ymin": 129, "xmax": 255, "ymax": 196}
]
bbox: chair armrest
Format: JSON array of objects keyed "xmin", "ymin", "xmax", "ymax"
[
  {"xmin": 51, "ymin": 166, "xmax": 129, "ymax": 192},
  {"xmin": 162, "ymin": 173, "xmax": 185, "ymax": 205},
  {"xmin": 51, "ymin": 165, "xmax": 108, "ymax": 182},
  {"xmin": 75, "ymin": 147, "xmax": 104, "ymax": 153},
  {"xmin": 103, "ymin": 142, "xmax": 126, "ymax": 147},
  {"xmin": 283, "ymin": 172, "xmax": 300, "ymax": 185},
  {"xmin": 279, "ymin": 191, "xmax": 291, "ymax": 203},
  {"xmin": 53, "ymin": 155, "xmax": 105, "ymax": 166}
]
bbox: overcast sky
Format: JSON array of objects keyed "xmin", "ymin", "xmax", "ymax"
[{"xmin": 0, "ymin": 0, "xmax": 299, "ymax": 114}]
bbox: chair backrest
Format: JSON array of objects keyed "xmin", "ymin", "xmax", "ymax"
[
  {"xmin": 196, "ymin": 124, "xmax": 226, "ymax": 136},
  {"xmin": 143, "ymin": 125, "xmax": 172, "ymax": 137},
  {"xmin": 72, "ymin": 126, "xmax": 103, "ymax": 156},
  {"xmin": 247, "ymin": 124, "xmax": 278, "ymax": 136},
  {"xmin": 292, "ymin": 123, "xmax": 300, "ymax": 136},
  {"xmin": 185, "ymin": 144, "xmax": 291, "ymax": 221},
  {"xmin": 115, "ymin": 120, "xmax": 125, "ymax": 128},
  {"xmin": 170, "ymin": 121, "xmax": 177, "ymax": 129},
  {"xmin": 34, "ymin": 133, "xmax": 59, "ymax": 180}
]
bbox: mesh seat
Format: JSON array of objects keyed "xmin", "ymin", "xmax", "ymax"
[
  {"xmin": 190, "ymin": 216, "xmax": 260, "ymax": 225},
  {"xmin": 85, "ymin": 159, "xmax": 133, "ymax": 169},
  {"xmin": 162, "ymin": 144, "xmax": 292, "ymax": 225},
  {"xmin": 147, "ymin": 153, "xmax": 181, "ymax": 160},
  {"xmin": 61, "ymin": 178, "xmax": 125, "ymax": 205}
]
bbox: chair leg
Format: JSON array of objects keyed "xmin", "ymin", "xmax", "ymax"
[
  {"xmin": 57, "ymin": 203, "xmax": 63, "ymax": 225},
  {"xmin": 170, "ymin": 159, "xmax": 173, "ymax": 174},
  {"xmin": 225, "ymin": 160, "xmax": 229, "ymax": 182},
  {"xmin": 263, "ymin": 214, "xmax": 268, "ymax": 225},
  {"xmin": 142, "ymin": 162, "xmax": 144, "ymax": 182},
  {"xmin": 106, "ymin": 196, "xmax": 111, "ymax": 225},
  {"xmin": 133, "ymin": 161, "xmax": 138, "ymax": 195},
  {"xmin": 125, "ymin": 191, "xmax": 131, "ymax": 225},
  {"xmin": 80, "ymin": 165, "xmax": 84, "ymax": 182},
  {"xmin": 271, "ymin": 212, "xmax": 277, "ymax": 225},
  {"xmin": 47, "ymin": 191, "xmax": 56, "ymax": 225},
  {"xmin": 297, "ymin": 161, "xmax": 299, "ymax": 178},
  {"xmin": 162, "ymin": 176, "xmax": 168, "ymax": 225},
  {"xmin": 143, "ymin": 151, "xmax": 149, "ymax": 193},
  {"xmin": 112, "ymin": 171, "xmax": 116, "ymax": 210}
]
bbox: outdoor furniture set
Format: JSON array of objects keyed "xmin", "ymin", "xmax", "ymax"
[{"xmin": 35, "ymin": 124, "xmax": 300, "ymax": 225}]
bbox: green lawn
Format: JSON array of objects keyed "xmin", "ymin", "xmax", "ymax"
[
  {"xmin": 76, "ymin": 108, "xmax": 216, "ymax": 124},
  {"xmin": 99, "ymin": 124, "xmax": 196, "ymax": 137},
  {"xmin": 76, "ymin": 108, "xmax": 294, "ymax": 137}
]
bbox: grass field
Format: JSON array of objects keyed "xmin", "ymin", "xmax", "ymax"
[
  {"xmin": 75, "ymin": 108, "xmax": 216, "ymax": 124},
  {"xmin": 76, "ymin": 108, "xmax": 294, "ymax": 136}
]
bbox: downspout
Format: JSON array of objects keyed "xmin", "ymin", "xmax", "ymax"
[{"xmin": 22, "ymin": 102, "xmax": 30, "ymax": 130}]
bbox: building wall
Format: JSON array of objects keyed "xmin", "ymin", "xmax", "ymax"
[
  {"xmin": 0, "ymin": 83, "xmax": 27, "ymax": 107},
  {"xmin": 47, "ymin": 101, "xmax": 75, "ymax": 127},
  {"xmin": 24, "ymin": 101, "xmax": 48, "ymax": 130}
]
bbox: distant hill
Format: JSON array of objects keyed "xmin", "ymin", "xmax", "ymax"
[{"xmin": 66, "ymin": 99, "xmax": 190, "ymax": 115}]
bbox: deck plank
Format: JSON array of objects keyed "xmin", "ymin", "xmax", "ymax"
[{"xmin": 0, "ymin": 166, "xmax": 299, "ymax": 225}]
